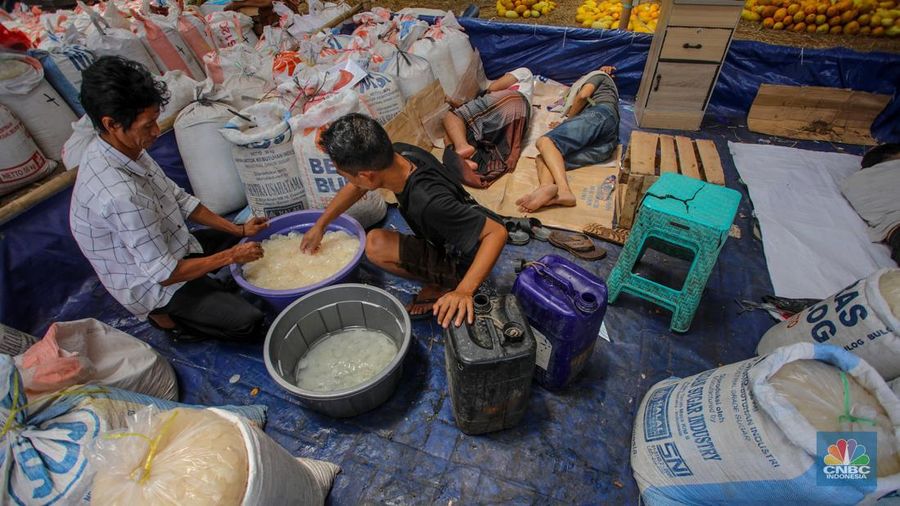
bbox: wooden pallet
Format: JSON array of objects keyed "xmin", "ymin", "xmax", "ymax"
[{"xmin": 616, "ymin": 130, "xmax": 725, "ymax": 229}]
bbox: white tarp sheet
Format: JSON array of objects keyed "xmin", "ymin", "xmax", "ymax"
[{"xmin": 729, "ymin": 141, "xmax": 895, "ymax": 299}]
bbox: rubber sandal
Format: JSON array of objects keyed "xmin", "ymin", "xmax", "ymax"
[
  {"xmin": 406, "ymin": 297, "xmax": 439, "ymax": 321},
  {"xmin": 147, "ymin": 317, "xmax": 209, "ymax": 343},
  {"xmin": 583, "ymin": 223, "xmax": 629, "ymax": 246},
  {"xmin": 549, "ymin": 231, "xmax": 608, "ymax": 261},
  {"xmin": 528, "ymin": 218, "xmax": 552, "ymax": 242},
  {"xmin": 504, "ymin": 220, "xmax": 531, "ymax": 245}
]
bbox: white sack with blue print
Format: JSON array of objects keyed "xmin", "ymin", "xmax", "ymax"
[{"xmin": 632, "ymin": 342, "xmax": 900, "ymax": 504}]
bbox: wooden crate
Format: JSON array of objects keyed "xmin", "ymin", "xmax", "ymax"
[{"xmin": 616, "ymin": 130, "xmax": 725, "ymax": 229}]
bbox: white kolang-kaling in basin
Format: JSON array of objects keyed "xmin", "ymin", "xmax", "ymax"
[
  {"xmin": 632, "ymin": 342, "xmax": 900, "ymax": 505},
  {"xmin": 0, "ymin": 54, "xmax": 77, "ymax": 161},
  {"xmin": 175, "ymin": 82, "xmax": 247, "ymax": 215},
  {"xmin": 758, "ymin": 268, "xmax": 900, "ymax": 381},
  {"xmin": 242, "ymin": 230, "xmax": 360, "ymax": 290},
  {"xmin": 0, "ymin": 104, "xmax": 57, "ymax": 196},
  {"xmin": 90, "ymin": 407, "xmax": 340, "ymax": 505},
  {"xmin": 294, "ymin": 328, "xmax": 398, "ymax": 392},
  {"xmin": 14, "ymin": 318, "xmax": 178, "ymax": 400},
  {"xmin": 220, "ymin": 102, "xmax": 308, "ymax": 218},
  {"xmin": 290, "ymin": 84, "xmax": 387, "ymax": 229}
]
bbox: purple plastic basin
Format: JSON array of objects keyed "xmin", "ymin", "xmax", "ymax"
[{"xmin": 230, "ymin": 210, "xmax": 366, "ymax": 312}]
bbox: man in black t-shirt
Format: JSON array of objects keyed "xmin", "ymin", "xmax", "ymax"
[{"xmin": 300, "ymin": 114, "xmax": 508, "ymax": 328}]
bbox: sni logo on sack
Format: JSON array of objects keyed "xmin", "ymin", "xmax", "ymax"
[{"xmin": 817, "ymin": 433, "xmax": 877, "ymax": 489}]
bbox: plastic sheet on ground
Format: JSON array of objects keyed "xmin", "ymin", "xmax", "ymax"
[{"xmin": 729, "ymin": 141, "xmax": 895, "ymax": 299}]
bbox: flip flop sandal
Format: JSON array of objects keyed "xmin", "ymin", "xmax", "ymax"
[
  {"xmin": 548, "ymin": 231, "xmax": 608, "ymax": 261},
  {"xmin": 147, "ymin": 318, "xmax": 209, "ymax": 343},
  {"xmin": 504, "ymin": 220, "xmax": 531, "ymax": 246},
  {"xmin": 528, "ymin": 218, "xmax": 552, "ymax": 242},
  {"xmin": 406, "ymin": 297, "xmax": 439, "ymax": 321}
]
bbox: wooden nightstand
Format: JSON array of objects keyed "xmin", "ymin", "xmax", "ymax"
[{"xmin": 634, "ymin": 0, "xmax": 744, "ymax": 130}]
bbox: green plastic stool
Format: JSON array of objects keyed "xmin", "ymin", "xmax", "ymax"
[{"xmin": 608, "ymin": 173, "xmax": 741, "ymax": 332}]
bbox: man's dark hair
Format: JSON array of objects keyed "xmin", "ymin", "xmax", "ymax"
[
  {"xmin": 320, "ymin": 113, "xmax": 394, "ymax": 176},
  {"xmin": 80, "ymin": 56, "xmax": 170, "ymax": 133},
  {"xmin": 861, "ymin": 143, "xmax": 900, "ymax": 169}
]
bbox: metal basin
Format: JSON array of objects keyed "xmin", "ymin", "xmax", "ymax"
[{"xmin": 264, "ymin": 284, "xmax": 411, "ymax": 417}]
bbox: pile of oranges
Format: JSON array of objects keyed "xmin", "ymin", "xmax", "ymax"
[
  {"xmin": 496, "ymin": 0, "xmax": 558, "ymax": 18},
  {"xmin": 742, "ymin": 0, "xmax": 900, "ymax": 36},
  {"xmin": 574, "ymin": 0, "xmax": 660, "ymax": 31}
]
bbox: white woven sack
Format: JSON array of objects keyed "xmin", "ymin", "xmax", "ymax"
[
  {"xmin": 175, "ymin": 82, "xmax": 247, "ymax": 215},
  {"xmin": 0, "ymin": 54, "xmax": 77, "ymax": 160}
]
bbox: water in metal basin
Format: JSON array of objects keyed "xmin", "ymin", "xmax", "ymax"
[{"xmin": 293, "ymin": 328, "xmax": 398, "ymax": 392}]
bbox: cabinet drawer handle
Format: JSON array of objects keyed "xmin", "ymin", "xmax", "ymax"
[
  {"xmin": 683, "ymin": 43, "xmax": 703, "ymax": 49},
  {"xmin": 653, "ymin": 74, "xmax": 662, "ymax": 91}
]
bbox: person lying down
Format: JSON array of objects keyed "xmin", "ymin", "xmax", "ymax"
[
  {"xmin": 516, "ymin": 65, "xmax": 621, "ymax": 213},
  {"xmin": 442, "ymin": 68, "xmax": 534, "ymax": 188}
]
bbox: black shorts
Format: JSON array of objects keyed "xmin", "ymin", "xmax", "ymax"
[{"xmin": 397, "ymin": 234, "xmax": 469, "ymax": 289}]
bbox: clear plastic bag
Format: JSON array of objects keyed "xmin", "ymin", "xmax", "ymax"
[{"xmin": 90, "ymin": 407, "xmax": 249, "ymax": 505}]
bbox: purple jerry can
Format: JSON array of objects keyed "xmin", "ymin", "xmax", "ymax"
[{"xmin": 512, "ymin": 254, "xmax": 608, "ymax": 390}]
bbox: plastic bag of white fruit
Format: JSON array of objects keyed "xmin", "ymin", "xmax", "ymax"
[{"xmin": 90, "ymin": 406, "xmax": 341, "ymax": 505}]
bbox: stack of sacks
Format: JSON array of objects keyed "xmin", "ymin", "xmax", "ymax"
[
  {"xmin": 0, "ymin": 354, "xmax": 269, "ymax": 504},
  {"xmin": 90, "ymin": 407, "xmax": 340, "ymax": 504},
  {"xmin": 204, "ymin": 44, "xmax": 275, "ymax": 110},
  {"xmin": 219, "ymin": 102, "xmax": 309, "ymax": 218},
  {"xmin": 131, "ymin": 6, "xmax": 206, "ymax": 79},
  {"xmin": 206, "ymin": 10, "xmax": 258, "ymax": 49},
  {"xmin": 175, "ymin": 81, "xmax": 247, "ymax": 215},
  {"xmin": 0, "ymin": 53, "xmax": 77, "ymax": 161},
  {"xmin": 0, "ymin": 104, "xmax": 57, "ymax": 196},
  {"xmin": 408, "ymin": 11, "xmax": 481, "ymax": 101},
  {"xmin": 286, "ymin": 60, "xmax": 387, "ymax": 228},
  {"xmin": 156, "ymin": 69, "xmax": 202, "ymax": 126},
  {"xmin": 175, "ymin": 5, "xmax": 216, "ymax": 64},
  {"xmin": 79, "ymin": 0, "xmax": 162, "ymax": 74}
]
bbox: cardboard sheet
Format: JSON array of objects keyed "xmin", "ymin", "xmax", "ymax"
[
  {"xmin": 729, "ymin": 141, "xmax": 895, "ymax": 299},
  {"xmin": 521, "ymin": 78, "xmax": 568, "ymax": 160},
  {"xmin": 467, "ymin": 145, "xmax": 621, "ymax": 233}
]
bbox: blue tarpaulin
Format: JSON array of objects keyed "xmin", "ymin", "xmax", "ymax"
[{"xmin": 0, "ymin": 18, "xmax": 897, "ymax": 503}]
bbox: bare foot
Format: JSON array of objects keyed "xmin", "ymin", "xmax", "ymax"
[
  {"xmin": 517, "ymin": 184, "xmax": 559, "ymax": 213},
  {"xmin": 405, "ymin": 284, "xmax": 450, "ymax": 316},
  {"xmin": 552, "ymin": 189, "xmax": 577, "ymax": 207},
  {"xmin": 149, "ymin": 313, "xmax": 177, "ymax": 330},
  {"xmin": 456, "ymin": 144, "xmax": 476, "ymax": 159},
  {"xmin": 463, "ymin": 158, "xmax": 478, "ymax": 172}
]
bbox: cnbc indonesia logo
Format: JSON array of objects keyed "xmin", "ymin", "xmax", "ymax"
[{"xmin": 822, "ymin": 438, "xmax": 872, "ymax": 481}]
